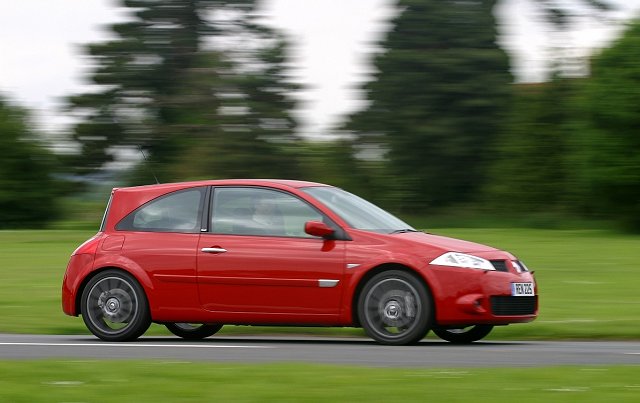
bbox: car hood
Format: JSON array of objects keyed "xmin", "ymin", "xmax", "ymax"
[{"xmin": 394, "ymin": 231, "xmax": 498, "ymax": 253}]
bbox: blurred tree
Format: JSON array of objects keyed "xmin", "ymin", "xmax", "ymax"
[
  {"xmin": 576, "ymin": 20, "xmax": 640, "ymax": 230},
  {"xmin": 66, "ymin": 0, "xmax": 300, "ymax": 182},
  {"xmin": 484, "ymin": 79, "xmax": 579, "ymax": 213},
  {"xmin": 154, "ymin": 46, "xmax": 301, "ymax": 182},
  {"xmin": 481, "ymin": 0, "xmax": 618, "ymax": 219},
  {"xmin": 0, "ymin": 96, "xmax": 60, "ymax": 228},
  {"xmin": 344, "ymin": 0, "xmax": 512, "ymax": 211},
  {"xmin": 297, "ymin": 140, "xmax": 379, "ymax": 201}
]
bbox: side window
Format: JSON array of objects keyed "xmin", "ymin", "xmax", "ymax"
[
  {"xmin": 116, "ymin": 188, "xmax": 205, "ymax": 233},
  {"xmin": 211, "ymin": 188, "xmax": 323, "ymax": 238}
]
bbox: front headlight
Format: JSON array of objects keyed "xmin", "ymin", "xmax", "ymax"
[{"xmin": 430, "ymin": 252, "xmax": 495, "ymax": 271}]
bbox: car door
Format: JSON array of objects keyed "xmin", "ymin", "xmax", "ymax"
[{"xmin": 196, "ymin": 186, "xmax": 346, "ymax": 317}]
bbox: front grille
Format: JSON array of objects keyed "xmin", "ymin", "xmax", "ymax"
[
  {"xmin": 490, "ymin": 296, "xmax": 537, "ymax": 316},
  {"xmin": 490, "ymin": 260, "xmax": 509, "ymax": 272}
]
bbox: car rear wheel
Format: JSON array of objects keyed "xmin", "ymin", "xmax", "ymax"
[
  {"xmin": 433, "ymin": 325, "xmax": 494, "ymax": 344},
  {"xmin": 165, "ymin": 323, "xmax": 223, "ymax": 340},
  {"xmin": 81, "ymin": 270, "xmax": 151, "ymax": 342},
  {"xmin": 358, "ymin": 270, "xmax": 432, "ymax": 345}
]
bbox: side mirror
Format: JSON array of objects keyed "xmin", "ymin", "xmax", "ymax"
[{"xmin": 304, "ymin": 221, "xmax": 335, "ymax": 239}]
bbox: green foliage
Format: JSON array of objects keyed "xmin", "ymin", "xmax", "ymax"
[
  {"xmin": 66, "ymin": 0, "xmax": 209, "ymax": 171},
  {"xmin": 576, "ymin": 21, "xmax": 640, "ymax": 230},
  {"xmin": 485, "ymin": 80, "xmax": 580, "ymax": 213},
  {"xmin": 126, "ymin": 49, "xmax": 301, "ymax": 184},
  {"xmin": 483, "ymin": 19, "xmax": 640, "ymax": 231},
  {"xmin": 67, "ymin": 0, "xmax": 301, "ymax": 182},
  {"xmin": 0, "ymin": 97, "xmax": 60, "ymax": 228},
  {"xmin": 296, "ymin": 140, "xmax": 382, "ymax": 201},
  {"xmin": 345, "ymin": 0, "xmax": 512, "ymax": 210}
]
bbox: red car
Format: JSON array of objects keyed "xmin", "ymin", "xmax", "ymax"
[{"xmin": 62, "ymin": 179, "xmax": 537, "ymax": 345}]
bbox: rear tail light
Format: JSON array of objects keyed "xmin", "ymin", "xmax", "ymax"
[{"xmin": 71, "ymin": 234, "xmax": 103, "ymax": 256}]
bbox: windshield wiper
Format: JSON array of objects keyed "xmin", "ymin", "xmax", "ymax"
[{"xmin": 389, "ymin": 229, "xmax": 421, "ymax": 234}]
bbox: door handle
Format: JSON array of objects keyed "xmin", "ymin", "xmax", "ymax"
[{"xmin": 201, "ymin": 247, "xmax": 227, "ymax": 254}]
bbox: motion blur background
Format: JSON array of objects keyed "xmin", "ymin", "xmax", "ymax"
[{"xmin": 1, "ymin": 0, "xmax": 640, "ymax": 232}]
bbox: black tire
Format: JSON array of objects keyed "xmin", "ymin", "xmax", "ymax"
[
  {"xmin": 357, "ymin": 270, "xmax": 432, "ymax": 345},
  {"xmin": 433, "ymin": 325, "xmax": 494, "ymax": 344},
  {"xmin": 80, "ymin": 269, "xmax": 151, "ymax": 342},
  {"xmin": 165, "ymin": 323, "xmax": 223, "ymax": 340}
]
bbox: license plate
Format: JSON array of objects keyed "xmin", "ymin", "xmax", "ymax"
[{"xmin": 511, "ymin": 282, "xmax": 534, "ymax": 296}]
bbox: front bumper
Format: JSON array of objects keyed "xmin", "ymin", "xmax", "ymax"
[{"xmin": 429, "ymin": 259, "xmax": 538, "ymax": 326}]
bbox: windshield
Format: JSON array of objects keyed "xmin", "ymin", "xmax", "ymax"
[{"xmin": 302, "ymin": 187, "xmax": 415, "ymax": 234}]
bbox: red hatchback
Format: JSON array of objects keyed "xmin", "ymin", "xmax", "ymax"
[{"xmin": 62, "ymin": 179, "xmax": 537, "ymax": 345}]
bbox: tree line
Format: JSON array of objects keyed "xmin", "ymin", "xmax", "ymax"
[{"xmin": 1, "ymin": 0, "xmax": 638, "ymax": 230}]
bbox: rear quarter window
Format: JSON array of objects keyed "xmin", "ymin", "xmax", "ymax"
[{"xmin": 116, "ymin": 188, "xmax": 206, "ymax": 233}]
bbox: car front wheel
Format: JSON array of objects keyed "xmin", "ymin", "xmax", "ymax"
[
  {"xmin": 433, "ymin": 325, "xmax": 494, "ymax": 344},
  {"xmin": 358, "ymin": 270, "xmax": 432, "ymax": 345},
  {"xmin": 81, "ymin": 270, "xmax": 151, "ymax": 342},
  {"xmin": 165, "ymin": 323, "xmax": 223, "ymax": 340}
]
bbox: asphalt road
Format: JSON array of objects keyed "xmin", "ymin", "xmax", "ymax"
[{"xmin": 1, "ymin": 334, "xmax": 639, "ymax": 367}]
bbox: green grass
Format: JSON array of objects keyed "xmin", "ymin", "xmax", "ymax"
[
  {"xmin": 0, "ymin": 360, "xmax": 639, "ymax": 402},
  {"xmin": 0, "ymin": 228, "xmax": 639, "ymax": 339}
]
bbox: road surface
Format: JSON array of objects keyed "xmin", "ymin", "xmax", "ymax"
[{"xmin": 1, "ymin": 334, "xmax": 639, "ymax": 367}]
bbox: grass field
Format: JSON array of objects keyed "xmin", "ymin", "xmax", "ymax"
[
  {"xmin": 0, "ymin": 228, "xmax": 638, "ymax": 339},
  {"xmin": 0, "ymin": 360, "xmax": 639, "ymax": 402}
]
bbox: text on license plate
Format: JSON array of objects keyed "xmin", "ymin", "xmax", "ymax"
[{"xmin": 511, "ymin": 282, "xmax": 534, "ymax": 296}]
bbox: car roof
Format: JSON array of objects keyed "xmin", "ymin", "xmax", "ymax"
[{"xmin": 115, "ymin": 179, "xmax": 331, "ymax": 193}]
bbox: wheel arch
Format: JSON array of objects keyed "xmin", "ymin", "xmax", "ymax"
[
  {"xmin": 74, "ymin": 265, "xmax": 154, "ymax": 318},
  {"xmin": 350, "ymin": 263, "xmax": 435, "ymax": 327}
]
